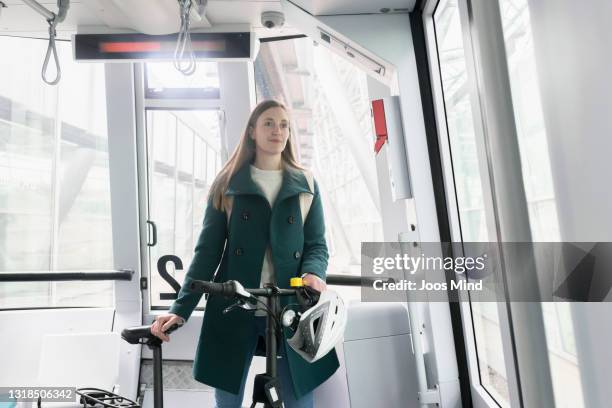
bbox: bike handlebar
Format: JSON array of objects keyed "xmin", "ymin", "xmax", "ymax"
[
  {"xmin": 121, "ymin": 275, "xmax": 394, "ymax": 346},
  {"xmin": 188, "ymin": 275, "xmax": 395, "ymax": 299},
  {"xmin": 189, "ymin": 280, "xmax": 298, "ymax": 298}
]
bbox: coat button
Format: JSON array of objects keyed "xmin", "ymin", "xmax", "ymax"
[
  {"xmin": 235, "ymin": 248, "xmax": 244, "ymax": 256},
  {"xmin": 293, "ymin": 251, "xmax": 301, "ymax": 259},
  {"xmin": 242, "ymin": 211, "xmax": 250, "ymax": 221},
  {"xmin": 287, "ymin": 215, "xmax": 295, "ymax": 224}
]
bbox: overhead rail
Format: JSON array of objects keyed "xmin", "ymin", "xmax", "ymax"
[
  {"xmin": 22, "ymin": 0, "xmax": 70, "ymax": 85},
  {"xmin": 318, "ymin": 29, "xmax": 386, "ymax": 76},
  {"xmin": 0, "ymin": 270, "xmax": 134, "ymax": 282}
]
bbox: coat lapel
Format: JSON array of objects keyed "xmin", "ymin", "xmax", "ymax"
[
  {"xmin": 275, "ymin": 164, "xmax": 313, "ymax": 206},
  {"xmin": 224, "ymin": 161, "xmax": 263, "ymax": 197}
]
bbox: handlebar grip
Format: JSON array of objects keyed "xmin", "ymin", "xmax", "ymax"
[
  {"xmin": 163, "ymin": 323, "xmax": 181, "ymax": 335},
  {"xmin": 121, "ymin": 325, "xmax": 153, "ymax": 344},
  {"xmin": 189, "ymin": 280, "xmax": 236, "ymax": 297},
  {"xmin": 121, "ymin": 321, "xmax": 184, "ymax": 344}
]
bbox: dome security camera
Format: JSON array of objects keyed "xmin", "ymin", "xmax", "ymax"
[{"xmin": 261, "ymin": 11, "xmax": 285, "ymax": 29}]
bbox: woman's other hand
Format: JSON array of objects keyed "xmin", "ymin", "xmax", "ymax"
[
  {"xmin": 302, "ymin": 273, "xmax": 327, "ymax": 292},
  {"xmin": 150, "ymin": 313, "xmax": 184, "ymax": 342}
]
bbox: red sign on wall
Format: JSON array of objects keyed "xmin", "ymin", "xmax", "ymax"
[{"xmin": 372, "ymin": 99, "xmax": 388, "ymax": 154}]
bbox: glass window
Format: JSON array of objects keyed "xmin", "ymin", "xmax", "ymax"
[
  {"xmin": 0, "ymin": 36, "xmax": 113, "ymax": 309},
  {"xmin": 145, "ymin": 62, "xmax": 220, "ymax": 99},
  {"xmin": 499, "ymin": 0, "xmax": 559, "ymax": 242},
  {"xmin": 433, "ymin": 0, "xmax": 510, "ymax": 405},
  {"xmin": 254, "ymin": 38, "xmax": 383, "ymax": 302},
  {"xmin": 499, "ymin": 0, "xmax": 583, "ymax": 406},
  {"xmin": 146, "ymin": 109, "xmax": 222, "ymax": 308}
]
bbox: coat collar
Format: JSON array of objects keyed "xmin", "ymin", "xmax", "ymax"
[{"xmin": 225, "ymin": 161, "xmax": 313, "ymax": 204}]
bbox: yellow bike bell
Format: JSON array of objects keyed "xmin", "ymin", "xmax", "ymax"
[{"xmin": 290, "ymin": 277, "xmax": 304, "ymax": 287}]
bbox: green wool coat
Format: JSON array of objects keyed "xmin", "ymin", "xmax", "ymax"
[{"xmin": 169, "ymin": 162, "xmax": 339, "ymax": 398}]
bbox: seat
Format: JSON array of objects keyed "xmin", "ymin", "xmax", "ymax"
[{"xmin": 34, "ymin": 332, "xmax": 121, "ymax": 407}]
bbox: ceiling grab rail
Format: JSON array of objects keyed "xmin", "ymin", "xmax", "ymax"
[
  {"xmin": 173, "ymin": 0, "xmax": 208, "ymax": 76},
  {"xmin": 174, "ymin": 0, "xmax": 197, "ymax": 76},
  {"xmin": 22, "ymin": 0, "xmax": 70, "ymax": 85}
]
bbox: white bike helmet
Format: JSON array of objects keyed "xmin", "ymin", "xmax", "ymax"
[{"xmin": 287, "ymin": 289, "xmax": 347, "ymax": 363}]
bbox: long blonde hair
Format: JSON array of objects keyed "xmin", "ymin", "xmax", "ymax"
[{"xmin": 209, "ymin": 99, "xmax": 304, "ymax": 211}]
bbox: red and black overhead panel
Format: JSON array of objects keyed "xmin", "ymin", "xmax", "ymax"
[{"xmin": 73, "ymin": 32, "xmax": 251, "ymax": 61}]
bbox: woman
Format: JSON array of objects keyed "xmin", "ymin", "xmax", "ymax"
[{"xmin": 151, "ymin": 100, "xmax": 339, "ymax": 408}]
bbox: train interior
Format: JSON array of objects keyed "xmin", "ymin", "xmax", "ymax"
[{"xmin": 1, "ymin": 0, "xmax": 611, "ymax": 407}]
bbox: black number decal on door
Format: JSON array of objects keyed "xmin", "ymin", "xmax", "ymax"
[{"xmin": 157, "ymin": 255, "xmax": 183, "ymax": 300}]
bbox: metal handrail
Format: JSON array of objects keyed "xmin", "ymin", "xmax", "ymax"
[
  {"xmin": 326, "ymin": 274, "xmax": 393, "ymax": 286},
  {"xmin": 0, "ymin": 270, "xmax": 133, "ymax": 282}
]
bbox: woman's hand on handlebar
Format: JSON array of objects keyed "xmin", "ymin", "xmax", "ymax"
[
  {"xmin": 151, "ymin": 314, "xmax": 184, "ymax": 342},
  {"xmin": 302, "ymin": 273, "xmax": 327, "ymax": 292}
]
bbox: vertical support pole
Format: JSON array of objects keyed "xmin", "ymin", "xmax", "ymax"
[{"xmin": 105, "ymin": 62, "xmax": 143, "ymax": 400}]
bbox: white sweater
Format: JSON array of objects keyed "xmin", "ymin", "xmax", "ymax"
[{"xmin": 250, "ymin": 165, "xmax": 284, "ymax": 316}]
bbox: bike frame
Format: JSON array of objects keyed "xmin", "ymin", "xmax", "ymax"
[
  {"xmin": 237, "ymin": 284, "xmax": 300, "ymax": 408},
  {"xmin": 189, "ymin": 276, "xmax": 384, "ymax": 407}
]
